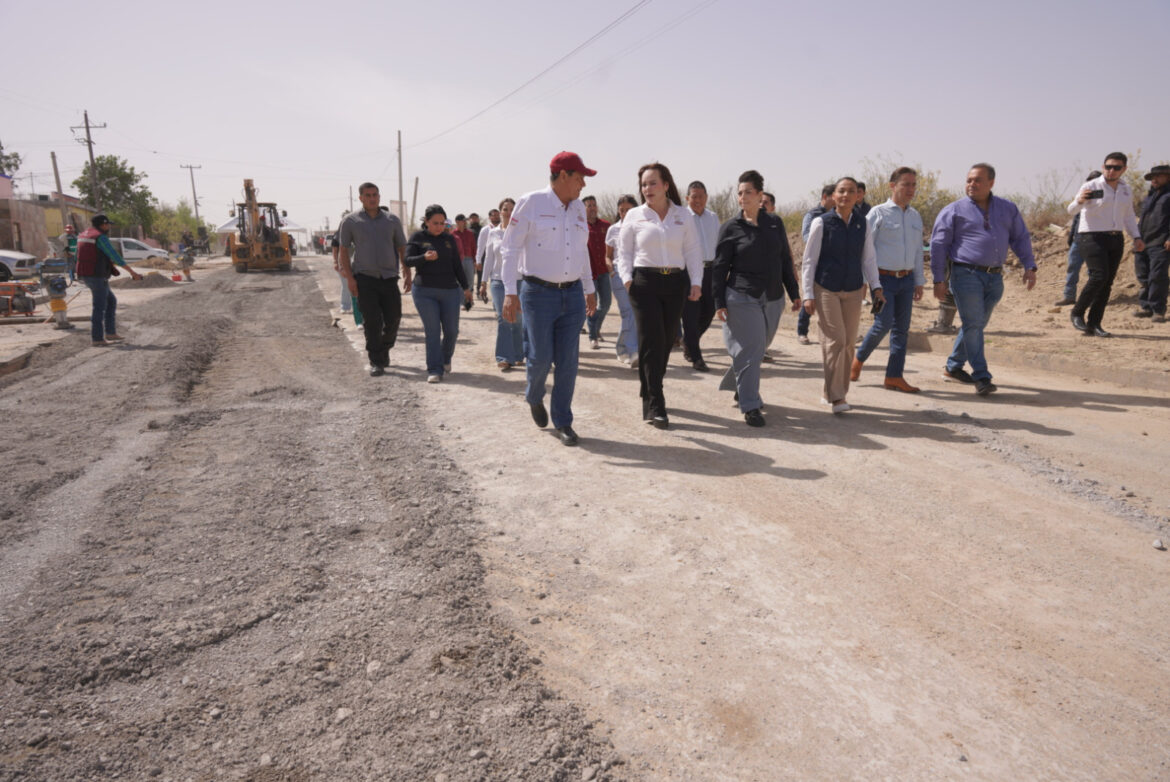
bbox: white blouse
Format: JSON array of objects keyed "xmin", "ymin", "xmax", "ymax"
[{"xmin": 616, "ymin": 202, "xmax": 704, "ymax": 286}]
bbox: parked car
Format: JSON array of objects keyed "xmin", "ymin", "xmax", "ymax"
[
  {"xmin": 111, "ymin": 238, "xmax": 169, "ymax": 263},
  {"xmin": 0, "ymin": 249, "xmax": 39, "ymax": 280}
]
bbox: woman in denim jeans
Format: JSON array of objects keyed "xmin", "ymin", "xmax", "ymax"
[
  {"xmin": 605, "ymin": 195, "xmax": 640, "ymax": 367},
  {"xmin": 404, "ymin": 205, "xmax": 472, "ymax": 383},
  {"xmin": 478, "ymin": 198, "xmax": 526, "ymax": 370}
]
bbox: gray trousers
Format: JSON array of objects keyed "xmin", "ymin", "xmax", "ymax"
[{"xmin": 719, "ymin": 289, "xmax": 780, "ymax": 412}]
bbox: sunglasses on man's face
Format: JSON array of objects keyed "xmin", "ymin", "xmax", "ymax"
[{"xmin": 1104, "ymin": 164, "xmax": 1124, "ymax": 171}]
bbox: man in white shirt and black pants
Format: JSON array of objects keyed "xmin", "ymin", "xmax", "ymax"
[
  {"xmin": 501, "ymin": 152, "xmax": 598, "ymax": 446},
  {"xmin": 682, "ymin": 181, "xmax": 721, "ymax": 372},
  {"xmin": 1068, "ymin": 152, "xmax": 1145, "ymax": 337}
]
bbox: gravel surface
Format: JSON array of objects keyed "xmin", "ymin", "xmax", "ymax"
[{"xmin": 0, "ymin": 266, "xmax": 627, "ymax": 781}]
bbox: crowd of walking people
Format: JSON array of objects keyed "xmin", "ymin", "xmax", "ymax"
[{"xmin": 329, "ymin": 150, "xmax": 1169, "ymax": 445}]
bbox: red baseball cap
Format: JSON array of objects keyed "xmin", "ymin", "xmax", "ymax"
[{"xmin": 550, "ymin": 151, "xmax": 597, "ymax": 177}]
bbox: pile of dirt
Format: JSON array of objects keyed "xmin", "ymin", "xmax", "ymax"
[{"xmin": 110, "ymin": 271, "xmax": 178, "ymax": 289}]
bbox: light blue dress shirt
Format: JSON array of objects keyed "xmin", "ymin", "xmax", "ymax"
[{"xmin": 866, "ymin": 199, "xmax": 925, "ymax": 286}]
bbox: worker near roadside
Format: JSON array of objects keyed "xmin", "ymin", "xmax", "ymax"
[
  {"xmin": 500, "ymin": 151, "xmax": 598, "ymax": 447},
  {"xmin": 59, "ymin": 224, "xmax": 78, "ymax": 282},
  {"xmin": 338, "ymin": 183, "xmax": 408, "ymax": 376},
  {"xmin": 930, "ymin": 163, "xmax": 1036, "ymax": 396},
  {"xmin": 76, "ymin": 214, "xmax": 143, "ymax": 346}
]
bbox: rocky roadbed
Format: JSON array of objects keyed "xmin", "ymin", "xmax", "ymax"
[{"xmin": 0, "ymin": 268, "xmax": 627, "ymax": 781}]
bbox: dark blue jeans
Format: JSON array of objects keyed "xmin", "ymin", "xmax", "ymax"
[
  {"xmin": 81, "ymin": 275, "xmax": 116, "ymax": 341},
  {"xmin": 1136, "ymin": 245, "xmax": 1169, "ymax": 316},
  {"xmin": 586, "ymin": 271, "xmax": 612, "ymax": 340},
  {"xmin": 411, "ymin": 285, "xmax": 462, "ymax": 376},
  {"xmin": 489, "ymin": 279, "xmax": 526, "ymax": 363},
  {"xmin": 1063, "ymin": 240, "xmax": 1084, "ymax": 301},
  {"xmin": 947, "ymin": 265, "xmax": 1003, "ymax": 382},
  {"xmin": 520, "ymin": 279, "xmax": 586, "ymax": 428},
  {"xmin": 855, "ymin": 273, "xmax": 916, "ymax": 378}
]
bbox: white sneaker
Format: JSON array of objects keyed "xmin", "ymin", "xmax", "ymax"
[
  {"xmin": 797, "ymin": 335, "xmax": 811, "ymax": 345},
  {"xmin": 629, "ymin": 357, "xmax": 639, "ymax": 369},
  {"xmin": 590, "ymin": 338, "xmax": 600, "ymax": 349},
  {"xmin": 831, "ymin": 402, "xmax": 851, "ymax": 414},
  {"xmin": 427, "ymin": 374, "xmax": 441, "ymax": 384}
]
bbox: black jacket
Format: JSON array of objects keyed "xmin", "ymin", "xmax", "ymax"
[
  {"xmin": 1139, "ymin": 184, "xmax": 1170, "ymax": 247},
  {"xmin": 711, "ymin": 210, "xmax": 799, "ymax": 310},
  {"xmin": 404, "ymin": 230, "xmax": 469, "ymax": 290}
]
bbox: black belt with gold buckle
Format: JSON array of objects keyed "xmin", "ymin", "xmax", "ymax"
[{"xmin": 523, "ymin": 275, "xmax": 579, "ymax": 289}]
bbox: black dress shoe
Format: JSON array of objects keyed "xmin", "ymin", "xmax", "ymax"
[
  {"xmin": 692, "ymin": 358, "xmax": 710, "ymax": 372},
  {"xmin": 1091, "ymin": 326, "xmax": 1112, "ymax": 337},
  {"xmin": 744, "ymin": 408, "xmax": 765, "ymax": 427},
  {"xmin": 942, "ymin": 366, "xmax": 974, "ymax": 384},
  {"xmin": 650, "ymin": 415, "xmax": 669, "ymax": 429},
  {"xmin": 975, "ymin": 379, "xmax": 997, "ymax": 396},
  {"xmin": 555, "ymin": 426, "xmax": 579, "ymax": 446},
  {"xmin": 369, "ymin": 364, "xmax": 385, "ymax": 377},
  {"xmin": 1071, "ymin": 312, "xmax": 1089, "ymax": 333},
  {"xmin": 530, "ymin": 401, "xmax": 549, "ymax": 428}
]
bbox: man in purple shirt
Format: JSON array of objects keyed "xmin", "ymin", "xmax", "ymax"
[{"xmin": 929, "ymin": 163, "xmax": 1037, "ymax": 396}]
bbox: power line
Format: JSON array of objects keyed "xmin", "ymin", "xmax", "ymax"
[
  {"xmin": 514, "ymin": 0, "xmax": 720, "ymax": 117},
  {"xmin": 403, "ymin": 0, "xmax": 651, "ymax": 151}
]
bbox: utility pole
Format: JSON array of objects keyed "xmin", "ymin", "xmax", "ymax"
[
  {"xmin": 50, "ymin": 151, "xmax": 69, "ymax": 229},
  {"xmin": 180, "ymin": 164, "xmax": 202, "ymax": 222},
  {"xmin": 409, "ymin": 176, "xmax": 419, "ymax": 230},
  {"xmin": 397, "ymin": 130, "xmax": 404, "ymax": 222},
  {"xmin": 20, "ymin": 172, "xmax": 36, "ymax": 195},
  {"xmin": 71, "ymin": 109, "xmax": 106, "ymax": 209}
]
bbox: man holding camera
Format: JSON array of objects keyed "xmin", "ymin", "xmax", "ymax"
[{"xmin": 1067, "ymin": 152, "xmax": 1143, "ymax": 337}]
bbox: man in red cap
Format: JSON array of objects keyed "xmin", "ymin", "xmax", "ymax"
[{"xmin": 500, "ymin": 152, "xmax": 598, "ymax": 446}]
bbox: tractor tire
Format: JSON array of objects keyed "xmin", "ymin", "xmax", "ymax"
[
  {"xmin": 277, "ymin": 263, "xmax": 291, "ymax": 272},
  {"xmin": 234, "ymin": 263, "xmax": 248, "ymax": 274}
]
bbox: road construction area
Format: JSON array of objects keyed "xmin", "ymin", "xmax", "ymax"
[{"xmin": 1, "ymin": 256, "xmax": 1168, "ymax": 781}]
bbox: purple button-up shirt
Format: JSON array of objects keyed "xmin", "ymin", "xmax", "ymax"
[{"xmin": 929, "ymin": 194, "xmax": 1035, "ymax": 281}]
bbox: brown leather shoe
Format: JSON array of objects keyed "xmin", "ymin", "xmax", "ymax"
[
  {"xmin": 883, "ymin": 377, "xmax": 920, "ymax": 393},
  {"xmin": 850, "ymin": 357, "xmax": 863, "ymax": 381}
]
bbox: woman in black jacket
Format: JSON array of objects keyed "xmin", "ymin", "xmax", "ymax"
[
  {"xmin": 711, "ymin": 170, "xmax": 800, "ymax": 427},
  {"xmin": 404, "ymin": 205, "xmax": 472, "ymax": 383}
]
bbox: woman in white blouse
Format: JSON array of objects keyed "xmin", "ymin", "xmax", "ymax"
[
  {"xmin": 617, "ymin": 163, "xmax": 703, "ymax": 429},
  {"xmin": 478, "ymin": 197, "xmax": 525, "ymax": 370}
]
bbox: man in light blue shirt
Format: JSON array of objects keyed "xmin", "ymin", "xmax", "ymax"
[{"xmin": 852, "ymin": 167, "xmax": 925, "ymax": 392}]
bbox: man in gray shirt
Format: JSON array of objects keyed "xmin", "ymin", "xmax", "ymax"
[{"xmin": 338, "ymin": 182, "xmax": 408, "ymax": 376}]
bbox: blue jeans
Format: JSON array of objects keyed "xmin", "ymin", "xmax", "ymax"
[
  {"xmin": 856, "ymin": 273, "xmax": 916, "ymax": 378},
  {"xmin": 520, "ymin": 279, "xmax": 586, "ymax": 428},
  {"xmin": 586, "ymin": 271, "xmax": 612, "ymax": 340},
  {"xmin": 411, "ymin": 285, "xmax": 462, "ymax": 376},
  {"xmin": 81, "ymin": 275, "xmax": 116, "ymax": 341},
  {"xmin": 1064, "ymin": 239, "xmax": 1084, "ymax": 301},
  {"xmin": 796, "ymin": 306, "xmax": 811, "ymax": 337},
  {"xmin": 947, "ymin": 265, "xmax": 1004, "ymax": 382},
  {"xmin": 609, "ymin": 271, "xmax": 639, "ymax": 359},
  {"xmin": 489, "ymin": 279, "xmax": 526, "ymax": 363}
]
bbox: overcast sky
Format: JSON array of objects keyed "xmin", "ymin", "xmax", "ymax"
[{"xmin": 3, "ymin": 0, "xmax": 1166, "ymax": 233}]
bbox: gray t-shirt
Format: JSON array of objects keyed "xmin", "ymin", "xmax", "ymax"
[{"xmin": 338, "ymin": 210, "xmax": 406, "ymax": 279}]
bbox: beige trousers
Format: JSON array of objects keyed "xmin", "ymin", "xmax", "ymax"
[{"xmin": 814, "ymin": 283, "xmax": 865, "ymax": 403}]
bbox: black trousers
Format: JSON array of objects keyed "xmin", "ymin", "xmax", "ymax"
[
  {"xmin": 355, "ymin": 273, "xmax": 402, "ymax": 366},
  {"xmin": 681, "ymin": 265, "xmax": 715, "ymax": 361},
  {"xmin": 629, "ymin": 268, "xmax": 689, "ymax": 418},
  {"xmin": 1136, "ymin": 245, "xmax": 1169, "ymax": 315},
  {"xmin": 1072, "ymin": 232, "xmax": 1123, "ymax": 327}
]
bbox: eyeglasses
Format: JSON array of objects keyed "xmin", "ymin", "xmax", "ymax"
[{"xmin": 1104, "ymin": 164, "xmax": 1124, "ymax": 171}]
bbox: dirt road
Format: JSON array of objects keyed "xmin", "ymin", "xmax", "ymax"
[{"xmin": 3, "ymin": 256, "xmax": 1168, "ymax": 781}]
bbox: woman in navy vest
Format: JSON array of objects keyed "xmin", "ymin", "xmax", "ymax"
[{"xmin": 800, "ymin": 178, "xmax": 885, "ymax": 413}]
